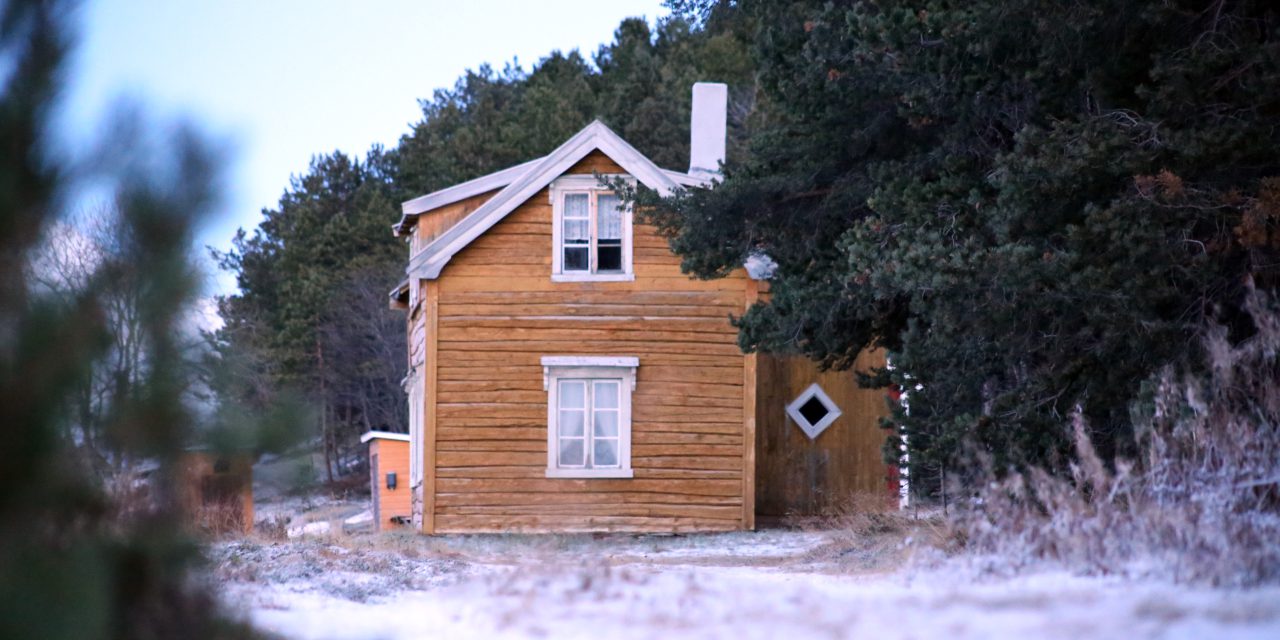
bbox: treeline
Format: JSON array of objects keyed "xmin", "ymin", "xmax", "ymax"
[
  {"xmin": 646, "ymin": 0, "xmax": 1280, "ymax": 493},
  {"xmin": 218, "ymin": 0, "xmax": 1279, "ymax": 500},
  {"xmin": 212, "ymin": 15, "xmax": 755, "ymax": 482}
]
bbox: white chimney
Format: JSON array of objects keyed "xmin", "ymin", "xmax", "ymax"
[{"xmin": 689, "ymin": 82, "xmax": 727, "ymax": 180}]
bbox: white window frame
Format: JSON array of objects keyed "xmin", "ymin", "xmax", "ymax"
[
  {"xmin": 786, "ymin": 382, "xmax": 842, "ymax": 440},
  {"xmin": 405, "ymin": 370, "xmax": 423, "ymax": 486},
  {"xmin": 549, "ymin": 175, "xmax": 635, "ymax": 282},
  {"xmin": 541, "ymin": 356, "xmax": 637, "ymax": 478}
]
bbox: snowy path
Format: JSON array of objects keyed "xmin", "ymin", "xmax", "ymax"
[{"xmin": 216, "ymin": 531, "xmax": 1280, "ymax": 640}]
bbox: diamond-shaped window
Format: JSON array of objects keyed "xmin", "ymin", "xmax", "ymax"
[{"xmin": 786, "ymin": 383, "xmax": 842, "ymax": 439}]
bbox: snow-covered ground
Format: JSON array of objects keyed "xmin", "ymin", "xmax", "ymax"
[{"xmin": 214, "ymin": 524, "xmax": 1280, "ymax": 640}]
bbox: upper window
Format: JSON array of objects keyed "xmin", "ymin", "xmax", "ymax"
[
  {"xmin": 550, "ymin": 175, "xmax": 634, "ymax": 282},
  {"xmin": 542, "ymin": 356, "xmax": 637, "ymax": 478}
]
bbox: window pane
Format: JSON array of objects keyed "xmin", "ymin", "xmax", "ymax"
[
  {"xmin": 564, "ymin": 193, "xmax": 589, "ymax": 218},
  {"xmin": 564, "ymin": 218, "xmax": 589, "ymax": 242},
  {"xmin": 596, "ymin": 244, "xmax": 621, "ymax": 272},
  {"xmin": 597, "ymin": 194, "xmax": 623, "ymax": 240},
  {"xmin": 564, "ymin": 246, "xmax": 589, "ymax": 271},
  {"xmin": 559, "ymin": 410, "xmax": 584, "ymax": 437},
  {"xmin": 559, "ymin": 381, "xmax": 586, "ymax": 409},
  {"xmin": 593, "ymin": 410, "xmax": 618, "ymax": 437},
  {"xmin": 559, "ymin": 438, "xmax": 585, "ymax": 467},
  {"xmin": 593, "ymin": 438, "xmax": 619, "ymax": 467},
  {"xmin": 593, "ymin": 381, "xmax": 619, "ymax": 409}
]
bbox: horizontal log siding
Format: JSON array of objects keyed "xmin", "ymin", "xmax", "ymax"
[{"xmin": 432, "ymin": 156, "xmax": 748, "ymax": 533}]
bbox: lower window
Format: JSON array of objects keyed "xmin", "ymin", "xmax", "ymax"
[{"xmin": 542, "ymin": 357, "xmax": 637, "ymax": 478}]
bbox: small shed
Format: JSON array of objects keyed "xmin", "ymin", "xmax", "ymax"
[
  {"xmin": 178, "ymin": 451, "xmax": 254, "ymax": 535},
  {"xmin": 361, "ymin": 431, "xmax": 411, "ymax": 531}
]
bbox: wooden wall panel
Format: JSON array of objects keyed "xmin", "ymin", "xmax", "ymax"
[
  {"xmin": 427, "ymin": 166, "xmax": 751, "ymax": 533},
  {"xmin": 412, "ymin": 189, "xmax": 499, "ymax": 249},
  {"xmin": 370, "ymin": 439, "xmax": 412, "ymax": 530},
  {"xmin": 755, "ymin": 349, "xmax": 894, "ymax": 517},
  {"xmin": 565, "ymin": 150, "xmax": 625, "ymax": 175}
]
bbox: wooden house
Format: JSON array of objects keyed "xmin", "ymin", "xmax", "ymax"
[
  {"xmin": 390, "ymin": 83, "xmax": 897, "ymax": 534},
  {"xmin": 361, "ymin": 431, "xmax": 412, "ymax": 530}
]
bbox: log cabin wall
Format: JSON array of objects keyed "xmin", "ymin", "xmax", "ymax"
[
  {"xmin": 754, "ymin": 348, "xmax": 895, "ymax": 517},
  {"xmin": 421, "ymin": 151, "xmax": 752, "ymax": 533},
  {"xmin": 413, "ymin": 189, "xmax": 501, "ymax": 252}
]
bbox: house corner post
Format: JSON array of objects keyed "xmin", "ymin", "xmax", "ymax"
[
  {"xmin": 423, "ymin": 279, "xmax": 440, "ymax": 535},
  {"xmin": 742, "ymin": 278, "xmax": 759, "ymax": 531}
]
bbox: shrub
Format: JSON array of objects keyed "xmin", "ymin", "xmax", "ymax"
[{"xmin": 956, "ymin": 289, "xmax": 1280, "ymax": 586}]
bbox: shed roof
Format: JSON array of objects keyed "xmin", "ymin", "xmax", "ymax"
[{"xmin": 360, "ymin": 431, "xmax": 411, "ymax": 444}]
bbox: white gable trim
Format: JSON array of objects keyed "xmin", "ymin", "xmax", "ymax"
[
  {"xmin": 393, "ymin": 157, "xmax": 544, "ymax": 236},
  {"xmin": 408, "ymin": 120, "xmax": 682, "ymax": 280}
]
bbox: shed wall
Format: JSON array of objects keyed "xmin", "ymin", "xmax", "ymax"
[
  {"xmin": 370, "ymin": 439, "xmax": 412, "ymax": 530},
  {"xmin": 755, "ymin": 349, "xmax": 895, "ymax": 517}
]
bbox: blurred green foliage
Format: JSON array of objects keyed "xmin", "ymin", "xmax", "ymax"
[{"xmin": 0, "ymin": 1, "xmax": 267, "ymax": 636}]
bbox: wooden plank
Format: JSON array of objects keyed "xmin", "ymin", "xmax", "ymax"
[
  {"xmin": 413, "ymin": 189, "xmax": 498, "ymax": 247},
  {"xmin": 437, "ymin": 440, "xmax": 545, "ymax": 452},
  {"xmin": 564, "ymin": 150, "xmax": 625, "ymax": 175},
  {"xmin": 436, "ymin": 341, "xmax": 744, "ymax": 357},
  {"xmin": 433, "ymin": 514, "xmax": 741, "ymax": 534},
  {"xmin": 435, "ymin": 466, "xmax": 741, "ymax": 480},
  {"xmin": 754, "ymin": 349, "xmax": 895, "ymax": 517},
  {"xmin": 437, "ymin": 494, "xmax": 742, "ymax": 509},
  {"xmin": 438, "ymin": 275, "xmax": 746, "ymax": 293},
  {"xmin": 438, "ymin": 351, "xmax": 744, "ymax": 368},
  {"xmin": 633, "ymin": 456, "xmax": 743, "ymax": 471},
  {"xmin": 438, "ymin": 427, "xmax": 545, "ymax": 441},
  {"xmin": 437, "ymin": 504, "xmax": 743, "ymax": 519},
  {"xmin": 444, "ymin": 262, "xmax": 694, "ymax": 279},
  {"xmin": 439, "ymin": 303, "xmax": 736, "ymax": 318},
  {"xmin": 636, "ymin": 422, "xmax": 744, "ymax": 435},
  {"xmin": 438, "ymin": 317, "xmax": 737, "ymax": 334},
  {"xmin": 439, "ymin": 290, "xmax": 746, "ymax": 307},
  {"xmin": 438, "ymin": 328, "xmax": 737, "ymax": 344},
  {"xmin": 436, "ymin": 477, "xmax": 741, "ymax": 496},
  {"xmin": 631, "ymin": 444, "xmax": 741, "ymax": 457},
  {"xmin": 742, "ymin": 278, "xmax": 759, "ymax": 530},
  {"xmin": 632, "ymin": 432, "xmax": 741, "ymax": 446},
  {"xmin": 423, "ymin": 280, "xmax": 439, "ymax": 534}
]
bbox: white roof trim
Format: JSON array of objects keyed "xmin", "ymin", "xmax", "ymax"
[
  {"xmin": 408, "ymin": 120, "xmax": 683, "ymax": 280},
  {"xmin": 663, "ymin": 168, "xmax": 706, "ymax": 187},
  {"xmin": 393, "ymin": 157, "xmax": 544, "ymax": 235},
  {"xmin": 541, "ymin": 356, "xmax": 639, "ymax": 368},
  {"xmin": 360, "ymin": 430, "xmax": 410, "ymax": 443}
]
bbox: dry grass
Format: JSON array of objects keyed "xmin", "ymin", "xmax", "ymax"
[
  {"xmin": 254, "ymin": 514, "xmax": 291, "ymax": 542},
  {"xmin": 956, "ymin": 290, "xmax": 1280, "ymax": 586},
  {"xmin": 787, "ymin": 493, "xmax": 948, "ymax": 572}
]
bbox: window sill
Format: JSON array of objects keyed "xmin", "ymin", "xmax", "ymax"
[
  {"xmin": 545, "ymin": 468, "xmax": 634, "ymax": 479},
  {"xmin": 551, "ymin": 272, "xmax": 635, "ymax": 283}
]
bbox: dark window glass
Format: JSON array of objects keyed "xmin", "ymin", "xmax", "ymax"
[
  {"xmin": 564, "ymin": 245, "xmax": 589, "ymax": 271},
  {"xmin": 597, "ymin": 241, "xmax": 622, "ymax": 271},
  {"xmin": 798, "ymin": 396, "xmax": 830, "ymax": 425}
]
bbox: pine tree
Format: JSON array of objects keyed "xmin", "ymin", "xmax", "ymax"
[{"xmin": 645, "ymin": 0, "xmax": 1280, "ymax": 488}]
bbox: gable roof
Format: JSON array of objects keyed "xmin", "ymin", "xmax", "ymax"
[
  {"xmin": 393, "ymin": 157, "xmax": 545, "ymax": 236},
  {"xmin": 405, "ymin": 120, "xmax": 703, "ymax": 280}
]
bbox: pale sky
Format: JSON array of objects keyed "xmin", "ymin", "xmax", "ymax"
[{"xmin": 58, "ymin": 0, "xmax": 670, "ymax": 295}]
